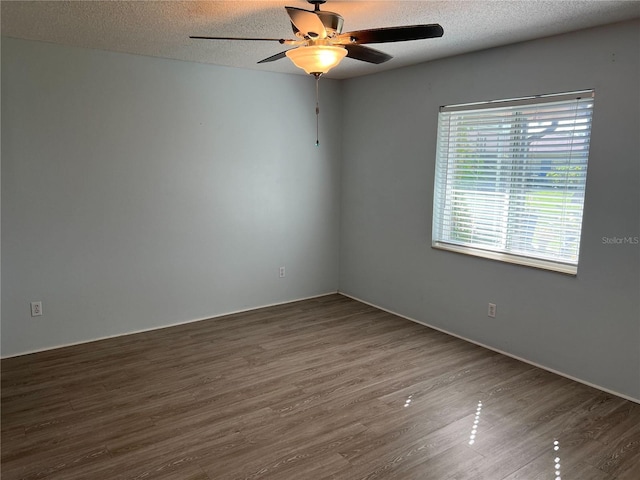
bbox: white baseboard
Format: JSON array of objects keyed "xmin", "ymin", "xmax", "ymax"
[
  {"xmin": 1, "ymin": 291, "xmax": 338, "ymax": 359},
  {"xmin": 339, "ymin": 292, "xmax": 640, "ymax": 405}
]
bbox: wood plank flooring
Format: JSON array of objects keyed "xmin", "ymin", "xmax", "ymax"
[{"xmin": 2, "ymin": 294, "xmax": 639, "ymax": 479}]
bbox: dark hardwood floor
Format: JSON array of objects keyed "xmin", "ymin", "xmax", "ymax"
[{"xmin": 2, "ymin": 294, "xmax": 639, "ymax": 479}]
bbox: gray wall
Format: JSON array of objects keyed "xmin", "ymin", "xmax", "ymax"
[
  {"xmin": 339, "ymin": 20, "xmax": 640, "ymax": 400},
  {"xmin": 2, "ymin": 38, "xmax": 341, "ymax": 356}
]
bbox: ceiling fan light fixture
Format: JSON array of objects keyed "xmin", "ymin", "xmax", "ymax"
[{"xmin": 286, "ymin": 45, "xmax": 347, "ymax": 75}]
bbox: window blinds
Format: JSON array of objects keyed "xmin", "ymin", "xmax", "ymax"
[{"xmin": 432, "ymin": 91, "xmax": 594, "ymax": 274}]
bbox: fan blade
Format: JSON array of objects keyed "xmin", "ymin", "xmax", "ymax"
[
  {"xmin": 285, "ymin": 6, "xmax": 327, "ymax": 39},
  {"xmin": 257, "ymin": 50, "xmax": 289, "ymax": 64},
  {"xmin": 190, "ymin": 36, "xmax": 287, "ymax": 43},
  {"xmin": 337, "ymin": 24, "xmax": 443, "ymax": 45},
  {"xmin": 344, "ymin": 44, "xmax": 392, "ymax": 64}
]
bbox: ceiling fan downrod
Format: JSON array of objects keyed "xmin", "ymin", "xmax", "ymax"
[{"xmin": 308, "ymin": 0, "xmax": 326, "ymax": 12}]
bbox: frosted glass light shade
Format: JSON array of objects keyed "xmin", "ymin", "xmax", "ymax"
[{"xmin": 286, "ymin": 45, "xmax": 347, "ymax": 75}]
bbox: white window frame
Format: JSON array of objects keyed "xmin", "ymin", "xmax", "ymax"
[{"xmin": 432, "ymin": 90, "xmax": 595, "ymax": 275}]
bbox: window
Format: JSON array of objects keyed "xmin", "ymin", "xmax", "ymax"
[{"xmin": 432, "ymin": 90, "xmax": 594, "ymax": 274}]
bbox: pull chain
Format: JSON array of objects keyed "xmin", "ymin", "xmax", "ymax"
[{"xmin": 314, "ymin": 73, "xmax": 320, "ymax": 146}]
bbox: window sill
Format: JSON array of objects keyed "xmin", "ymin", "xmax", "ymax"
[{"xmin": 432, "ymin": 242, "xmax": 578, "ymax": 275}]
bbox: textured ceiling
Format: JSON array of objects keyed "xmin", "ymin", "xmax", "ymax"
[{"xmin": 2, "ymin": 1, "xmax": 639, "ymax": 79}]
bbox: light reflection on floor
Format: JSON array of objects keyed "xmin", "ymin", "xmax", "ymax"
[
  {"xmin": 468, "ymin": 400, "xmax": 482, "ymax": 445},
  {"xmin": 465, "ymin": 403, "xmax": 562, "ymax": 479},
  {"xmin": 553, "ymin": 439, "xmax": 561, "ymax": 480}
]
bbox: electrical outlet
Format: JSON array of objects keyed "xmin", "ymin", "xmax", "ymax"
[
  {"xmin": 31, "ymin": 301, "xmax": 43, "ymax": 317},
  {"xmin": 279, "ymin": 266, "xmax": 286, "ymax": 278},
  {"xmin": 488, "ymin": 303, "xmax": 497, "ymax": 318}
]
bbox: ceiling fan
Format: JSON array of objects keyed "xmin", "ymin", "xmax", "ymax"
[
  {"xmin": 190, "ymin": 0, "xmax": 444, "ymax": 76},
  {"xmin": 191, "ymin": 0, "xmax": 443, "ymax": 145}
]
